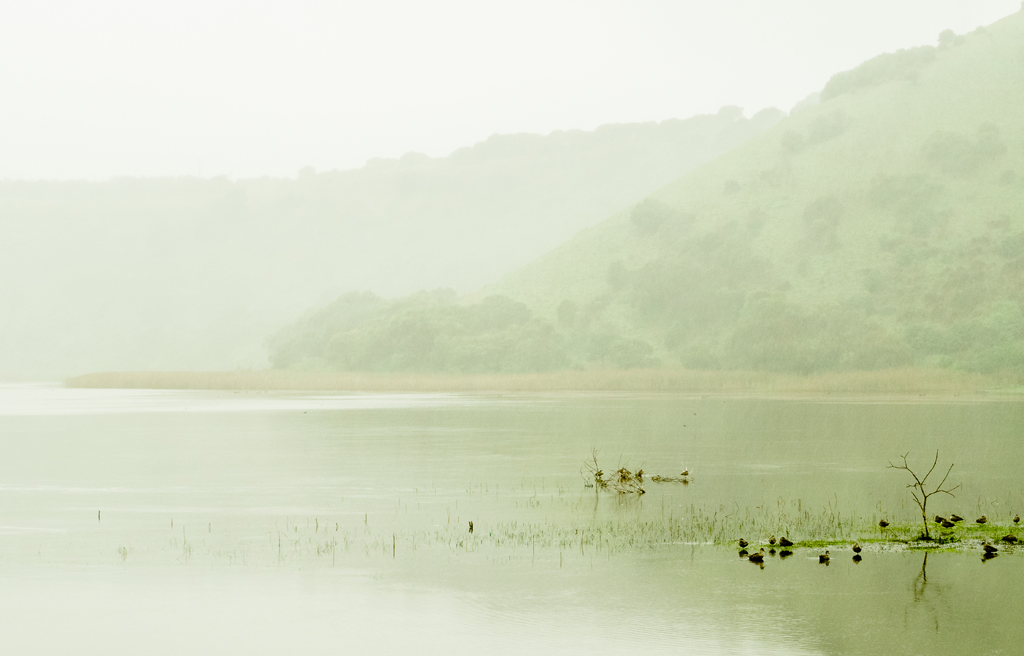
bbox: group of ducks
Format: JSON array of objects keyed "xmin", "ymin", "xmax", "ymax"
[
  {"xmin": 975, "ymin": 513, "xmax": 1020, "ymax": 561},
  {"xmin": 880, "ymin": 512, "xmax": 1020, "ymax": 550},
  {"xmin": 737, "ymin": 512, "xmax": 1022, "ymax": 566},
  {"xmin": 878, "ymin": 513, "xmax": 1020, "ymax": 532},
  {"xmin": 814, "ymin": 544, "xmax": 863, "ymax": 565},
  {"xmin": 738, "ymin": 535, "xmax": 837, "ymax": 568}
]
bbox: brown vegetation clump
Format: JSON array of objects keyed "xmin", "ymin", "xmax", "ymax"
[
  {"xmin": 65, "ymin": 367, "xmax": 1020, "ymax": 395},
  {"xmin": 581, "ymin": 450, "xmax": 644, "ymax": 495}
]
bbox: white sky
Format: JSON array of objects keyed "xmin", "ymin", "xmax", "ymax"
[{"xmin": 0, "ymin": 0, "xmax": 1019, "ymax": 180}]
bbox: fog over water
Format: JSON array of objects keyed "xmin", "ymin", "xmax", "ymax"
[
  {"xmin": 2, "ymin": 387, "xmax": 1024, "ymax": 655},
  {"xmin": 3, "ymin": 3, "xmax": 1024, "ymax": 654}
]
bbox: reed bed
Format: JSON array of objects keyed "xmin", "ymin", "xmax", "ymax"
[
  {"xmin": 212, "ymin": 514, "xmax": 1022, "ymax": 568},
  {"xmin": 65, "ymin": 367, "xmax": 1022, "ymax": 395},
  {"xmin": 298, "ymin": 516, "xmax": 1022, "ymax": 565},
  {"xmin": 128, "ymin": 498, "xmax": 1024, "ymax": 569},
  {"xmin": 183, "ymin": 503, "xmax": 907, "ymax": 564},
  {"xmin": 413, "ymin": 505, "xmax": 868, "ymax": 555}
]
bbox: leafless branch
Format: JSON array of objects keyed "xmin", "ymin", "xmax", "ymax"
[{"xmin": 887, "ymin": 450, "xmax": 960, "ymax": 539}]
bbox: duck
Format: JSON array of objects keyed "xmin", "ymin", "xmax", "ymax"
[
  {"xmin": 738, "ymin": 538, "xmax": 748, "ymax": 548},
  {"xmin": 941, "ymin": 519, "xmax": 956, "ymax": 529},
  {"xmin": 819, "ymin": 550, "xmax": 830, "ymax": 564},
  {"xmin": 976, "ymin": 516, "xmax": 988, "ymax": 524},
  {"xmin": 1015, "ymin": 514, "xmax": 1020, "ymax": 524},
  {"xmin": 769, "ymin": 535, "xmax": 777, "ymax": 546},
  {"xmin": 878, "ymin": 520, "xmax": 890, "ymax": 528},
  {"xmin": 934, "ymin": 515, "xmax": 945, "ymax": 524},
  {"xmin": 950, "ymin": 514, "xmax": 964, "ymax": 522},
  {"xmin": 748, "ymin": 549, "xmax": 765, "ymax": 563},
  {"xmin": 852, "ymin": 542, "xmax": 862, "ymax": 553},
  {"xmin": 983, "ymin": 542, "xmax": 999, "ymax": 554},
  {"xmin": 779, "ymin": 537, "xmax": 794, "ymax": 547},
  {"xmin": 1001, "ymin": 534, "xmax": 1018, "ymax": 543}
]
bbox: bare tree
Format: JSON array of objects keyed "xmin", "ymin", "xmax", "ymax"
[{"xmin": 888, "ymin": 451, "xmax": 961, "ymax": 540}]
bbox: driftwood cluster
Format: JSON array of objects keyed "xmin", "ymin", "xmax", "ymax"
[{"xmin": 581, "ymin": 450, "xmax": 690, "ymax": 495}]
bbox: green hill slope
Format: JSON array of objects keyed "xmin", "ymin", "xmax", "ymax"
[
  {"xmin": 271, "ymin": 10, "xmax": 1024, "ymax": 375},
  {"xmin": 0, "ymin": 108, "xmax": 780, "ymax": 379},
  {"xmin": 479, "ymin": 12, "xmax": 1024, "ymax": 373}
]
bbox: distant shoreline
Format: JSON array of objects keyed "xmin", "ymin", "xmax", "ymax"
[{"xmin": 64, "ymin": 368, "xmax": 1024, "ymax": 396}]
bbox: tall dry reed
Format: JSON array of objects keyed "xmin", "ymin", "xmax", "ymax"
[{"xmin": 66, "ymin": 368, "xmax": 1021, "ymax": 395}]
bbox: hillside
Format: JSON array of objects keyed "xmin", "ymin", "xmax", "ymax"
[
  {"xmin": 486, "ymin": 13, "xmax": 1024, "ymax": 373},
  {"xmin": 0, "ymin": 108, "xmax": 781, "ymax": 379},
  {"xmin": 270, "ymin": 10, "xmax": 1024, "ymax": 375}
]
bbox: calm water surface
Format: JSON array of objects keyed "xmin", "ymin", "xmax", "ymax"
[{"xmin": 0, "ymin": 385, "xmax": 1021, "ymax": 655}]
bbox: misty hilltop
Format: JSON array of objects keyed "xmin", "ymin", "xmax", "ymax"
[
  {"xmin": 272, "ymin": 9, "xmax": 1024, "ymax": 375},
  {"xmin": 0, "ymin": 109, "xmax": 781, "ymax": 379}
]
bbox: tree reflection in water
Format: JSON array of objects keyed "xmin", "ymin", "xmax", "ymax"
[
  {"xmin": 911, "ymin": 552, "xmax": 943, "ymax": 634},
  {"xmin": 913, "ymin": 552, "xmax": 929, "ymax": 602}
]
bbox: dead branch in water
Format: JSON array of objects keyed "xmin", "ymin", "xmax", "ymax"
[{"xmin": 581, "ymin": 449, "xmax": 644, "ymax": 494}]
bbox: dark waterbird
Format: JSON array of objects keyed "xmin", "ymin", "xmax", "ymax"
[
  {"xmin": 878, "ymin": 520, "xmax": 890, "ymax": 528},
  {"xmin": 737, "ymin": 538, "xmax": 748, "ymax": 548},
  {"xmin": 852, "ymin": 542, "xmax": 862, "ymax": 553},
  {"xmin": 983, "ymin": 543, "xmax": 998, "ymax": 554},
  {"xmin": 976, "ymin": 516, "xmax": 988, "ymax": 524},
  {"xmin": 778, "ymin": 537, "xmax": 794, "ymax": 547},
  {"xmin": 819, "ymin": 550, "xmax": 830, "ymax": 564},
  {"xmin": 768, "ymin": 535, "xmax": 776, "ymax": 546},
  {"xmin": 950, "ymin": 514, "xmax": 964, "ymax": 522},
  {"xmin": 1015, "ymin": 514, "xmax": 1020, "ymax": 524},
  {"xmin": 934, "ymin": 515, "xmax": 945, "ymax": 524},
  {"xmin": 941, "ymin": 519, "xmax": 956, "ymax": 529},
  {"xmin": 1001, "ymin": 534, "xmax": 1018, "ymax": 543},
  {"xmin": 748, "ymin": 549, "xmax": 765, "ymax": 563}
]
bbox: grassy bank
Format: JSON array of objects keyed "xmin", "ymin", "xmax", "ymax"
[{"xmin": 65, "ymin": 367, "xmax": 1023, "ymax": 394}]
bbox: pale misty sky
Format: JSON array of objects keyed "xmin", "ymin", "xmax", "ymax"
[{"xmin": 0, "ymin": 0, "xmax": 1019, "ymax": 180}]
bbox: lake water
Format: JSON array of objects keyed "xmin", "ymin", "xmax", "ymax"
[{"xmin": 1, "ymin": 385, "xmax": 1022, "ymax": 655}]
